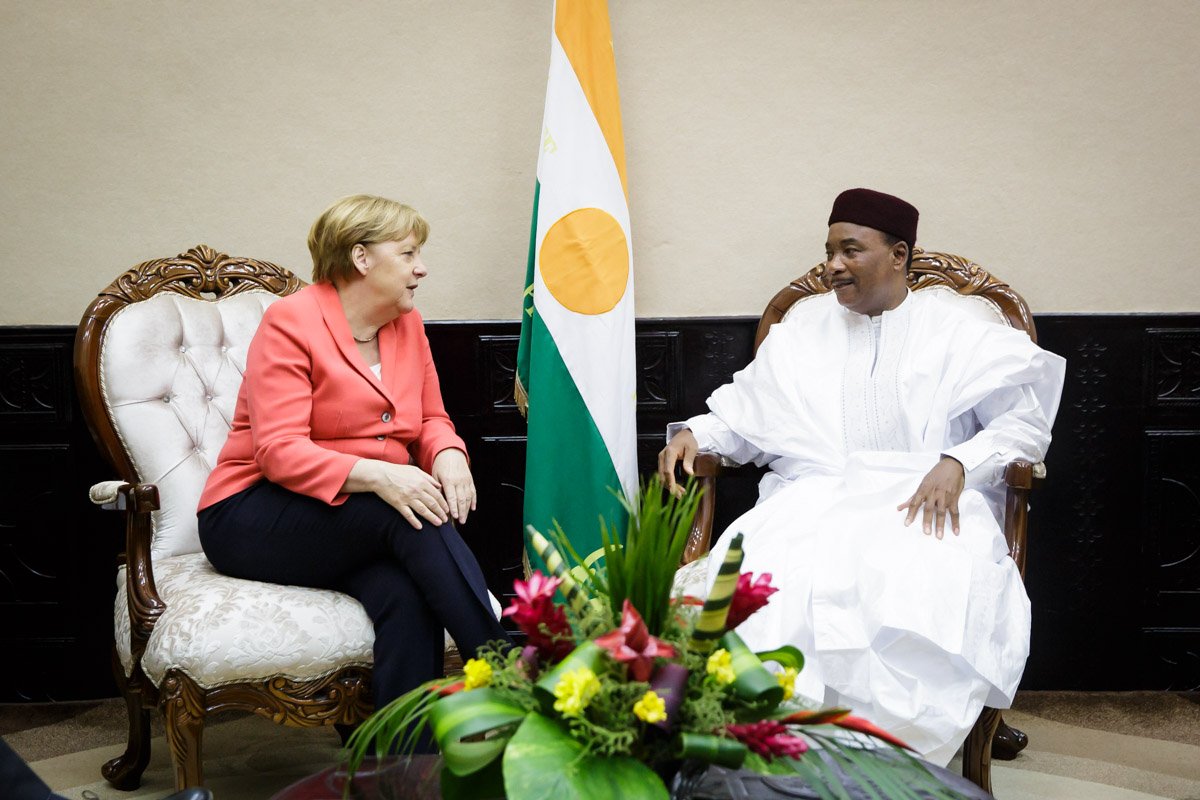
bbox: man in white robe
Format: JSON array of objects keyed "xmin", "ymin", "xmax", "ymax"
[{"xmin": 660, "ymin": 189, "xmax": 1066, "ymax": 766}]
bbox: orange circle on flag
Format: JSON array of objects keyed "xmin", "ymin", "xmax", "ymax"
[{"xmin": 539, "ymin": 208, "xmax": 629, "ymax": 315}]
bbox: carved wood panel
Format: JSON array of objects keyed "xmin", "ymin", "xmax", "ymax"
[
  {"xmin": 635, "ymin": 331, "xmax": 680, "ymax": 414},
  {"xmin": 0, "ymin": 344, "xmax": 67, "ymax": 424},
  {"xmin": 1148, "ymin": 329, "xmax": 1200, "ymax": 408},
  {"xmin": 479, "ymin": 335, "xmax": 521, "ymax": 415},
  {"xmin": 475, "ymin": 331, "xmax": 683, "ymax": 417},
  {"xmin": 1141, "ymin": 628, "xmax": 1200, "ymax": 691},
  {"xmin": 1061, "ymin": 337, "xmax": 1111, "ymax": 609},
  {"xmin": 0, "ymin": 446, "xmax": 68, "ymax": 604},
  {"xmin": 1144, "ymin": 432, "xmax": 1200, "ymax": 607}
]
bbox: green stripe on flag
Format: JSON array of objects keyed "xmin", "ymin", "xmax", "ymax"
[
  {"xmin": 515, "ymin": 181, "xmax": 539, "ymax": 415},
  {"xmin": 522, "ymin": 310, "xmax": 625, "ymax": 568}
]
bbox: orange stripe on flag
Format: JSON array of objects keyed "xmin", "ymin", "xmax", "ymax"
[{"xmin": 554, "ymin": 0, "xmax": 628, "ymax": 198}]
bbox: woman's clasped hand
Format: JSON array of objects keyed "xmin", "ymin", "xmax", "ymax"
[{"xmin": 345, "ymin": 448, "xmax": 475, "ymax": 529}]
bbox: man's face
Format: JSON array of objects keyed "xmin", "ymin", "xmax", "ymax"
[{"xmin": 823, "ymin": 222, "xmax": 908, "ymax": 316}]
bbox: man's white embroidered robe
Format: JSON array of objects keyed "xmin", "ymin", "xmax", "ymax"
[{"xmin": 680, "ymin": 290, "xmax": 1066, "ymax": 766}]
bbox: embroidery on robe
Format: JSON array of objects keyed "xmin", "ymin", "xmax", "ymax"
[{"xmin": 840, "ymin": 300, "xmax": 911, "ymax": 455}]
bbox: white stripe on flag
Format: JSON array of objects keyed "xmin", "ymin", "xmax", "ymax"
[{"xmin": 533, "ymin": 32, "xmax": 637, "ymax": 500}]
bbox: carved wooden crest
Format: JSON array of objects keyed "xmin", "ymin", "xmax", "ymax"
[{"xmin": 99, "ymin": 244, "xmax": 306, "ymax": 304}]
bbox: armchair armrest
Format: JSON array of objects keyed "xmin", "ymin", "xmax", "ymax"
[
  {"xmin": 1003, "ymin": 461, "xmax": 1046, "ymax": 491},
  {"xmin": 1002, "ymin": 460, "xmax": 1045, "ymax": 578},
  {"xmin": 98, "ymin": 482, "xmax": 167, "ymax": 666},
  {"xmin": 90, "ymin": 480, "xmax": 129, "ymax": 508},
  {"xmin": 692, "ymin": 452, "xmax": 743, "ymax": 478},
  {"xmin": 683, "ymin": 453, "xmax": 758, "ymax": 565}
]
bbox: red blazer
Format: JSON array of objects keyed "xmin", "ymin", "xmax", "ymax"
[{"xmin": 198, "ymin": 282, "xmax": 466, "ymax": 510}]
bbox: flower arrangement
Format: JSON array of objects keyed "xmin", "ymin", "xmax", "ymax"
[{"xmin": 345, "ymin": 480, "xmax": 970, "ymax": 800}]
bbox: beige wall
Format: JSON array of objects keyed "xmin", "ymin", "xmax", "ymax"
[{"xmin": 2, "ymin": 0, "xmax": 1198, "ymax": 324}]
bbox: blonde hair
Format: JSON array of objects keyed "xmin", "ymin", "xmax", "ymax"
[{"xmin": 307, "ymin": 194, "xmax": 429, "ymax": 283}]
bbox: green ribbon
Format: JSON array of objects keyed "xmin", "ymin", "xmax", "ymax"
[
  {"xmin": 722, "ymin": 631, "xmax": 784, "ymax": 707},
  {"xmin": 690, "ymin": 533, "xmax": 744, "ymax": 653},
  {"xmin": 675, "ymin": 732, "xmax": 748, "ymax": 769},
  {"xmin": 526, "ymin": 525, "xmax": 590, "ymax": 613}
]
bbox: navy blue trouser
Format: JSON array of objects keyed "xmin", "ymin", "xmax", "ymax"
[
  {"xmin": 1, "ymin": 737, "xmax": 54, "ymax": 800},
  {"xmin": 198, "ymin": 481, "xmax": 510, "ymax": 710}
]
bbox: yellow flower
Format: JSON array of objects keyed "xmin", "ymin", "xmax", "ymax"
[
  {"xmin": 552, "ymin": 667, "xmax": 601, "ymax": 717},
  {"xmin": 463, "ymin": 658, "xmax": 492, "ymax": 690},
  {"xmin": 706, "ymin": 649, "xmax": 736, "ymax": 686},
  {"xmin": 632, "ymin": 690, "xmax": 667, "ymax": 724},
  {"xmin": 777, "ymin": 666, "xmax": 798, "ymax": 701}
]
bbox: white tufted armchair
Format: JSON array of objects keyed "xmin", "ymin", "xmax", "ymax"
[{"xmin": 74, "ymin": 246, "xmax": 487, "ymax": 791}]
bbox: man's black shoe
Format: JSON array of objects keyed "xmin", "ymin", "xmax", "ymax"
[{"xmin": 991, "ymin": 720, "xmax": 1029, "ymax": 760}]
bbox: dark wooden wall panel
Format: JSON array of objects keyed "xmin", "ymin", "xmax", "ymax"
[
  {"xmin": 2, "ymin": 314, "xmax": 1198, "ymax": 700},
  {"xmin": 1141, "ymin": 327, "xmax": 1200, "ymax": 690},
  {"xmin": 0, "ymin": 330, "xmax": 121, "ymax": 700}
]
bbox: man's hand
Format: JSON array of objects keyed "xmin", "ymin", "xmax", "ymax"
[
  {"xmin": 431, "ymin": 448, "xmax": 476, "ymax": 525},
  {"xmin": 897, "ymin": 456, "xmax": 965, "ymax": 539},
  {"xmin": 658, "ymin": 429, "xmax": 699, "ymax": 497}
]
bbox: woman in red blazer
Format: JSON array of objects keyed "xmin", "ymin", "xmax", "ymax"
[{"xmin": 198, "ymin": 195, "xmax": 509, "ymax": 716}]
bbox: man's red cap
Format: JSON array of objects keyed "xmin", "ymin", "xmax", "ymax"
[{"xmin": 828, "ymin": 188, "xmax": 919, "ymax": 248}]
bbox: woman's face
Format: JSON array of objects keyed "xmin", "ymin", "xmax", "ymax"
[{"xmin": 356, "ymin": 233, "xmax": 427, "ymax": 315}]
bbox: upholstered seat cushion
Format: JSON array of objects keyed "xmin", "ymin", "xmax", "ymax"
[
  {"xmin": 115, "ymin": 552, "xmax": 505, "ymax": 689},
  {"xmin": 115, "ymin": 553, "xmax": 375, "ymax": 688}
]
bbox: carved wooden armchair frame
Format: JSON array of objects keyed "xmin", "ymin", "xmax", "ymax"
[
  {"xmin": 74, "ymin": 247, "xmax": 379, "ymax": 790},
  {"xmin": 678, "ymin": 249, "xmax": 1044, "ymax": 795}
]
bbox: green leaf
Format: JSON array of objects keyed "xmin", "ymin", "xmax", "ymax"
[
  {"xmin": 601, "ymin": 477, "xmax": 702, "ymax": 636},
  {"xmin": 428, "ymin": 688, "xmax": 527, "ymax": 777},
  {"xmin": 342, "ymin": 679, "xmax": 448, "ymax": 775},
  {"xmin": 502, "ymin": 713, "xmax": 669, "ymax": 800},
  {"xmin": 441, "ymin": 758, "xmax": 506, "ymax": 800},
  {"xmin": 754, "ymin": 645, "xmax": 805, "ymax": 672},
  {"xmin": 773, "ymin": 753, "xmax": 848, "ymax": 800}
]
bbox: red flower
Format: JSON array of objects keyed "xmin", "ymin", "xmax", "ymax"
[
  {"xmin": 594, "ymin": 599, "xmax": 678, "ymax": 682},
  {"xmin": 502, "ymin": 571, "xmax": 574, "ymax": 662},
  {"xmin": 830, "ymin": 714, "xmax": 914, "ymax": 752},
  {"xmin": 725, "ymin": 572, "xmax": 779, "ymax": 630},
  {"xmin": 781, "ymin": 708, "xmax": 852, "ymax": 725},
  {"xmin": 727, "ymin": 720, "xmax": 809, "ymax": 760},
  {"xmin": 780, "ymin": 708, "xmax": 914, "ymax": 751}
]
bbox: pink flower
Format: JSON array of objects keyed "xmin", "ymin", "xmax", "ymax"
[
  {"xmin": 725, "ymin": 572, "xmax": 778, "ymax": 630},
  {"xmin": 502, "ymin": 571, "xmax": 574, "ymax": 662},
  {"xmin": 726, "ymin": 720, "xmax": 809, "ymax": 760},
  {"xmin": 594, "ymin": 599, "xmax": 678, "ymax": 682}
]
